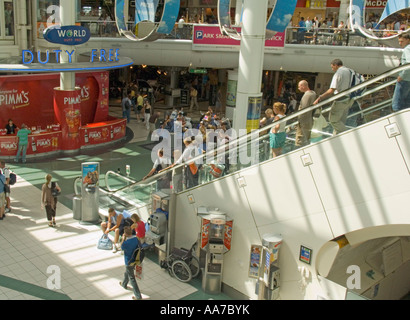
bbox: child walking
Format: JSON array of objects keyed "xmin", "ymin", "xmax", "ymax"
[{"xmin": 270, "ymin": 102, "xmax": 287, "ymax": 158}]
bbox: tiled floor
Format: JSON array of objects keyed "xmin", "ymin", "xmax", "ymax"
[
  {"xmin": 0, "ymin": 101, "xmax": 231, "ymax": 300},
  {"xmin": 0, "ymin": 173, "xmax": 197, "ymax": 300}
]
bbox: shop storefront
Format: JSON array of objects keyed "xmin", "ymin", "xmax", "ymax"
[{"xmin": 0, "ymin": 71, "xmax": 127, "ymax": 158}]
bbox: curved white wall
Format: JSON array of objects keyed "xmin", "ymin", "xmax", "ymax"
[
  {"xmin": 67, "ymin": 38, "xmax": 403, "ymax": 75},
  {"xmin": 172, "ymin": 109, "xmax": 410, "ymax": 300}
]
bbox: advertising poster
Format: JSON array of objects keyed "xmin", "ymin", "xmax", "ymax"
[
  {"xmin": 201, "ymin": 218, "xmax": 210, "ymax": 249},
  {"xmin": 0, "ymin": 72, "xmax": 109, "ymax": 129},
  {"xmin": 249, "ymin": 245, "xmax": 262, "ymax": 278},
  {"xmin": 53, "ymin": 87, "xmax": 82, "ymax": 150},
  {"xmin": 226, "ymin": 79, "xmax": 237, "ymax": 107},
  {"xmin": 263, "ymin": 250, "xmax": 275, "ymax": 285},
  {"xmin": 81, "ymin": 120, "xmax": 126, "ymax": 146},
  {"xmin": 82, "ymin": 162, "xmax": 99, "ymax": 187},
  {"xmin": 246, "ymin": 96, "xmax": 262, "ymax": 133},
  {"xmin": 224, "ymin": 220, "xmax": 233, "ymax": 251}
]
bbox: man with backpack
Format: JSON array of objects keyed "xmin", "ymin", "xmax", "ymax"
[
  {"xmin": 314, "ymin": 58, "xmax": 355, "ymax": 135},
  {"xmin": 119, "ymin": 226, "xmax": 143, "ymax": 300},
  {"xmin": 0, "ymin": 161, "xmax": 13, "ymax": 214}
]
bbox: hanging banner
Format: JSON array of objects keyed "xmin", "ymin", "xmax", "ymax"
[
  {"xmin": 217, "ymin": 0, "xmax": 297, "ymax": 39},
  {"xmin": 265, "ymin": 0, "xmax": 298, "ymax": 34},
  {"xmin": 115, "ymin": 0, "xmax": 180, "ymax": 41},
  {"xmin": 156, "ymin": 0, "xmax": 180, "ymax": 34},
  {"xmin": 349, "ymin": 0, "xmax": 366, "ymax": 29},
  {"xmin": 135, "ymin": 0, "xmax": 159, "ymax": 24},
  {"xmin": 379, "ymin": 0, "xmax": 410, "ymax": 24}
]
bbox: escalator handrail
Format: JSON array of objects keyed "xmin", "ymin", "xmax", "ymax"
[
  {"xmin": 104, "ymin": 170, "xmax": 138, "ymax": 192},
  {"xmin": 108, "ymin": 64, "xmax": 409, "ymax": 194}
]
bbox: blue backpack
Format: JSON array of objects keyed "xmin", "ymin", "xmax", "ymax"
[{"xmin": 349, "ymin": 69, "xmax": 365, "ymax": 99}]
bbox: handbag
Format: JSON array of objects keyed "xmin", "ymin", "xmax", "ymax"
[
  {"xmin": 51, "ymin": 182, "xmax": 61, "ymax": 197},
  {"xmin": 97, "ymin": 234, "xmax": 113, "ymax": 250}
]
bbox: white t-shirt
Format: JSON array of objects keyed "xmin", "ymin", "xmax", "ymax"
[
  {"xmin": 2, "ymin": 167, "xmax": 10, "ymax": 180},
  {"xmin": 175, "ymin": 144, "xmax": 200, "ymax": 165},
  {"xmin": 330, "ymin": 66, "xmax": 351, "ymax": 95},
  {"xmin": 153, "ymin": 156, "xmax": 171, "ymax": 169}
]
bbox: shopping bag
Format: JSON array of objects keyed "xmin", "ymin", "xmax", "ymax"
[
  {"xmin": 97, "ymin": 234, "xmax": 113, "ymax": 250},
  {"xmin": 135, "ymin": 263, "xmax": 143, "ymax": 280}
]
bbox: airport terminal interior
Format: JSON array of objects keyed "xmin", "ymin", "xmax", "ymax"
[{"xmin": 0, "ymin": 0, "xmax": 410, "ymax": 301}]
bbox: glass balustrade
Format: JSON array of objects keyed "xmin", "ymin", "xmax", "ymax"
[
  {"xmin": 76, "ymin": 20, "xmax": 403, "ymax": 48},
  {"xmin": 101, "ymin": 64, "xmax": 408, "ymax": 210}
]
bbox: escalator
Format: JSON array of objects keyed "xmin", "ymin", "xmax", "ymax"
[{"xmin": 99, "ymin": 64, "xmax": 408, "ymax": 217}]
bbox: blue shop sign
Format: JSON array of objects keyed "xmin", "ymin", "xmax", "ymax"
[{"xmin": 43, "ymin": 25, "xmax": 91, "ymax": 45}]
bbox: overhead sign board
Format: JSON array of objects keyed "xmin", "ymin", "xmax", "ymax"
[
  {"xmin": 192, "ymin": 25, "xmax": 285, "ymax": 53},
  {"xmin": 43, "ymin": 25, "xmax": 91, "ymax": 45}
]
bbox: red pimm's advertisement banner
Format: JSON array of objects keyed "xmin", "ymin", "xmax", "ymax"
[
  {"xmin": 0, "ymin": 71, "xmax": 109, "ymax": 129},
  {"xmin": 81, "ymin": 119, "xmax": 126, "ymax": 146}
]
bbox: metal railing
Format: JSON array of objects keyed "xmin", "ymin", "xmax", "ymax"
[
  {"xmin": 72, "ymin": 20, "xmax": 403, "ymax": 48},
  {"xmin": 102, "ymin": 64, "xmax": 408, "ymax": 209}
]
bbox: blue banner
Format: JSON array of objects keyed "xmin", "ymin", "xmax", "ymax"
[
  {"xmin": 157, "ymin": 0, "xmax": 180, "ymax": 34},
  {"xmin": 115, "ymin": 0, "xmax": 127, "ymax": 32},
  {"xmin": 135, "ymin": 0, "xmax": 159, "ymax": 24},
  {"xmin": 217, "ymin": 0, "xmax": 297, "ymax": 38},
  {"xmin": 218, "ymin": 0, "xmax": 231, "ymax": 28},
  {"xmin": 115, "ymin": 0, "xmax": 180, "ymax": 41},
  {"xmin": 379, "ymin": 0, "xmax": 410, "ymax": 24},
  {"xmin": 349, "ymin": 0, "xmax": 366, "ymax": 29},
  {"xmin": 266, "ymin": 0, "xmax": 297, "ymax": 34}
]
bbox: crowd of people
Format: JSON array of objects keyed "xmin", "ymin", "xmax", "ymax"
[{"xmin": 293, "ymin": 14, "xmax": 409, "ymax": 45}]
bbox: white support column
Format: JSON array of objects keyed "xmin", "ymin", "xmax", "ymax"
[
  {"xmin": 16, "ymin": 0, "xmax": 28, "ymax": 52},
  {"xmin": 60, "ymin": 0, "xmax": 76, "ymax": 90},
  {"xmin": 233, "ymin": 0, "xmax": 268, "ymax": 134}
]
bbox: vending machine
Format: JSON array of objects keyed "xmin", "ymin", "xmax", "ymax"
[
  {"xmin": 198, "ymin": 207, "xmax": 233, "ymax": 295},
  {"xmin": 257, "ymin": 233, "xmax": 282, "ymax": 300}
]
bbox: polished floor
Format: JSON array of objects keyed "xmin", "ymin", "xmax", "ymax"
[{"xmin": 0, "ymin": 101, "xmax": 232, "ymax": 300}]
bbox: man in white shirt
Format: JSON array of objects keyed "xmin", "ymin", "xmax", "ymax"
[
  {"xmin": 392, "ymin": 33, "xmax": 410, "ymax": 112},
  {"xmin": 314, "ymin": 59, "xmax": 354, "ymax": 134}
]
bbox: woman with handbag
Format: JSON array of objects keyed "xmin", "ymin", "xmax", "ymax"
[{"xmin": 41, "ymin": 174, "xmax": 61, "ymax": 227}]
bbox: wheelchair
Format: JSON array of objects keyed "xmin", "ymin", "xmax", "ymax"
[{"xmin": 160, "ymin": 243, "xmax": 200, "ymax": 283}]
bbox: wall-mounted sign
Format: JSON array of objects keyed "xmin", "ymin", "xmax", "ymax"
[
  {"xmin": 299, "ymin": 245, "xmax": 312, "ymax": 265},
  {"xmin": 43, "ymin": 25, "xmax": 91, "ymax": 45},
  {"xmin": 193, "ymin": 25, "xmax": 286, "ymax": 52},
  {"xmin": 22, "ymin": 48, "xmax": 120, "ymax": 65}
]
